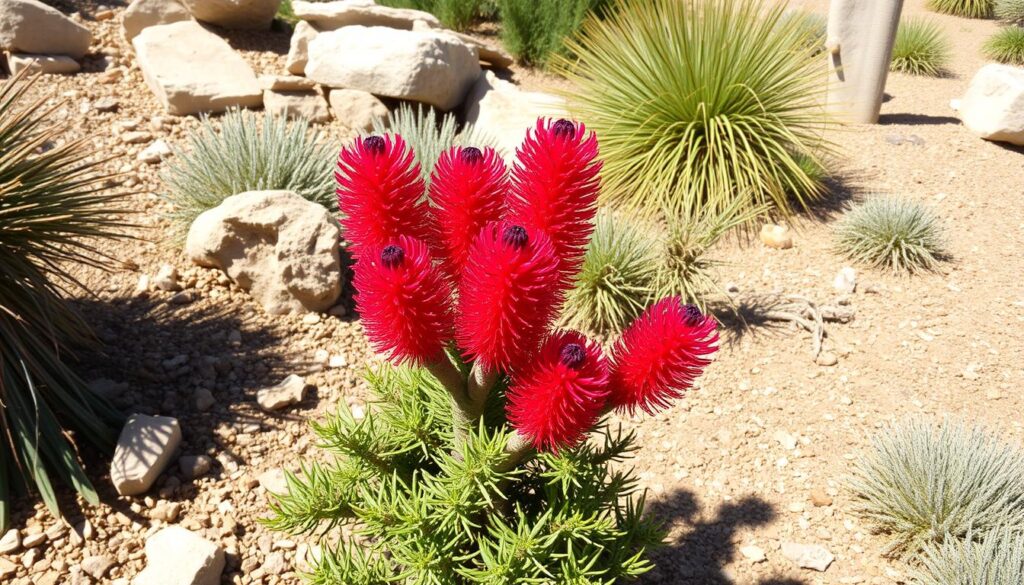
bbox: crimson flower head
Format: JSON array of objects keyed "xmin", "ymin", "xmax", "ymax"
[
  {"xmin": 506, "ymin": 118, "xmax": 602, "ymax": 284},
  {"xmin": 506, "ymin": 331, "xmax": 610, "ymax": 453},
  {"xmin": 354, "ymin": 236, "xmax": 453, "ymax": 365},
  {"xmin": 428, "ymin": 146, "xmax": 508, "ymax": 279},
  {"xmin": 608, "ymin": 297, "xmax": 719, "ymax": 415},
  {"xmin": 335, "ymin": 134, "xmax": 431, "ymax": 256},
  {"xmin": 456, "ymin": 222, "xmax": 561, "ymax": 372}
]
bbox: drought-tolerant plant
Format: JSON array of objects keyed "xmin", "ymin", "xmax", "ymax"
[
  {"xmin": 891, "ymin": 18, "xmax": 952, "ymax": 76},
  {"xmin": 833, "ymin": 196, "xmax": 947, "ymax": 274},
  {"xmin": 266, "ymin": 119, "xmax": 720, "ymax": 582},
  {"xmin": 377, "ymin": 0, "xmax": 489, "ymax": 30},
  {"xmin": 927, "ymin": 0, "xmax": 994, "ymax": 18},
  {"xmin": 914, "ymin": 524, "xmax": 1024, "ymax": 585},
  {"xmin": 497, "ymin": 0, "xmax": 605, "ymax": 66},
  {"xmin": 847, "ymin": 418, "xmax": 1024, "ymax": 559},
  {"xmin": 163, "ymin": 110, "xmax": 334, "ymax": 241},
  {"xmin": 983, "ymin": 25, "xmax": 1024, "ymax": 64},
  {"xmin": 0, "ymin": 72, "xmax": 127, "ymax": 531},
  {"xmin": 561, "ymin": 0, "xmax": 830, "ymax": 221},
  {"xmin": 996, "ymin": 0, "xmax": 1024, "ymax": 24},
  {"xmin": 779, "ymin": 9, "xmax": 827, "ymax": 53}
]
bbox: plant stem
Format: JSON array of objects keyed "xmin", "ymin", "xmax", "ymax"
[
  {"xmin": 498, "ymin": 432, "xmax": 535, "ymax": 473},
  {"xmin": 467, "ymin": 362, "xmax": 497, "ymax": 416},
  {"xmin": 425, "ymin": 358, "xmax": 476, "ymax": 457}
]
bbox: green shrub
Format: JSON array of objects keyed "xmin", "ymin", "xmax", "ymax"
[
  {"xmin": 163, "ymin": 110, "xmax": 335, "ymax": 241},
  {"xmin": 378, "ymin": 0, "xmax": 489, "ymax": 30},
  {"xmin": 497, "ymin": 0, "xmax": 598, "ymax": 66},
  {"xmin": 779, "ymin": 9, "xmax": 828, "ymax": 53},
  {"xmin": 891, "ymin": 18, "xmax": 952, "ymax": 76},
  {"xmin": 847, "ymin": 419, "xmax": 1024, "ymax": 559},
  {"xmin": 996, "ymin": 0, "xmax": 1024, "ymax": 24},
  {"xmin": 927, "ymin": 0, "xmax": 994, "ymax": 18},
  {"xmin": 833, "ymin": 196, "xmax": 947, "ymax": 274},
  {"xmin": 914, "ymin": 525, "xmax": 1024, "ymax": 585},
  {"xmin": 983, "ymin": 25, "xmax": 1024, "ymax": 64},
  {"xmin": 560, "ymin": 0, "xmax": 830, "ymax": 221},
  {"xmin": 0, "ymin": 72, "xmax": 127, "ymax": 531}
]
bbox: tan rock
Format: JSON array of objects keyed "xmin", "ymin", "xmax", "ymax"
[
  {"xmin": 759, "ymin": 224, "xmax": 793, "ymax": 249},
  {"xmin": 285, "ymin": 20, "xmax": 317, "ymax": 75},
  {"xmin": 257, "ymin": 374, "xmax": 308, "ymax": 411},
  {"xmin": 328, "ymin": 88, "xmax": 388, "ymax": 132},
  {"xmin": 259, "ymin": 74, "xmax": 317, "ymax": 91},
  {"xmin": 0, "ymin": 0, "xmax": 92, "ymax": 59},
  {"xmin": 121, "ymin": 0, "xmax": 191, "ymax": 42},
  {"xmin": 132, "ymin": 527, "xmax": 224, "ymax": 585},
  {"xmin": 960, "ymin": 64, "xmax": 1024, "ymax": 146},
  {"xmin": 6, "ymin": 53, "xmax": 80, "ymax": 75},
  {"xmin": 263, "ymin": 89, "xmax": 331, "ymax": 122},
  {"xmin": 462, "ymin": 70, "xmax": 567, "ymax": 158},
  {"xmin": 412, "ymin": 20, "xmax": 512, "ymax": 68},
  {"xmin": 111, "ymin": 414, "xmax": 182, "ymax": 496},
  {"xmin": 180, "ymin": 0, "xmax": 281, "ymax": 30},
  {"xmin": 292, "ymin": 0, "xmax": 439, "ymax": 30}
]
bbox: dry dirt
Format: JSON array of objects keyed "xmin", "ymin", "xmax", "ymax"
[{"xmin": 3, "ymin": 1, "xmax": 1023, "ymax": 584}]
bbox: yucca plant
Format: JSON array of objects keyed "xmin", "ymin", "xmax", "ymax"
[
  {"xmin": 847, "ymin": 419, "xmax": 1024, "ymax": 559},
  {"xmin": 834, "ymin": 196, "xmax": 947, "ymax": 274},
  {"xmin": 779, "ymin": 8, "xmax": 827, "ymax": 53},
  {"xmin": 163, "ymin": 109, "xmax": 335, "ymax": 241},
  {"xmin": 914, "ymin": 525, "xmax": 1024, "ymax": 585},
  {"xmin": 561, "ymin": 0, "xmax": 830, "ymax": 221},
  {"xmin": 996, "ymin": 0, "xmax": 1024, "ymax": 24},
  {"xmin": 983, "ymin": 25, "xmax": 1024, "ymax": 64},
  {"xmin": 0, "ymin": 72, "xmax": 127, "ymax": 531},
  {"xmin": 891, "ymin": 18, "xmax": 953, "ymax": 76},
  {"xmin": 927, "ymin": 0, "xmax": 994, "ymax": 18}
]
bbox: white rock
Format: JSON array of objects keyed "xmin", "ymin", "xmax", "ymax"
[
  {"xmin": 833, "ymin": 266, "xmax": 857, "ymax": 294},
  {"xmin": 6, "ymin": 53, "xmax": 80, "ymax": 75},
  {"xmin": 263, "ymin": 90, "xmax": 331, "ymax": 123},
  {"xmin": 121, "ymin": 0, "xmax": 191, "ymax": 42},
  {"xmin": 411, "ymin": 20, "xmax": 512, "ymax": 68},
  {"xmin": 773, "ymin": 430, "xmax": 797, "ymax": 451},
  {"xmin": 0, "ymin": 529, "xmax": 19, "ymax": 554},
  {"xmin": 0, "ymin": 557, "xmax": 17, "ymax": 579},
  {"xmin": 0, "ymin": 0, "xmax": 92, "ymax": 59},
  {"xmin": 328, "ymin": 88, "xmax": 388, "ymax": 132},
  {"xmin": 462, "ymin": 70, "xmax": 567, "ymax": 158},
  {"xmin": 138, "ymin": 139, "xmax": 173, "ymax": 164},
  {"xmin": 258, "ymin": 468, "xmax": 289, "ymax": 494},
  {"xmin": 133, "ymin": 21, "xmax": 262, "ymax": 116},
  {"xmin": 740, "ymin": 545, "xmax": 766, "ymax": 563},
  {"xmin": 111, "ymin": 414, "xmax": 182, "ymax": 496},
  {"xmin": 960, "ymin": 64, "xmax": 1024, "ymax": 146},
  {"xmin": 293, "ymin": 0, "xmax": 439, "ymax": 30},
  {"xmin": 760, "ymin": 224, "xmax": 793, "ymax": 249},
  {"xmin": 285, "ymin": 20, "xmax": 317, "ymax": 75},
  {"xmin": 131, "ymin": 526, "xmax": 224, "ymax": 585},
  {"xmin": 185, "ymin": 190, "xmax": 343, "ymax": 314},
  {"xmin": 259, "ymin": 74, "xmax": 317, "ymax": 91},
  {"xmin": 180, "ymin": 0, "xmax": 281, "ymax": 30},
  {"xmin": 256, "ymin": 374, "xmax": 308, "ymax": 411},
  {"xmin": 306, "ymin": 26, "xmax": 479, "ymax": 111},
  {"xmin": 781, "ymin": 542, "xmax": 834, "ymax": 572},
  {"xmin": 153, "ymin": 263, "xmax": 180, "ymax": 291}
]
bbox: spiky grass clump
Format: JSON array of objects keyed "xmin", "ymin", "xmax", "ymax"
[
  {"xmin": 996, "ymin": 0, "xmax": 1024, "ymax": 24},
  {"xmin": 0, "ymin": 72, "xmax": 127, "ymax": 531},
  {"xmin": 779, "ymin": 9, "xmax": 827, "ymax": 53},
  {"xmin": 927, "ymin": 0, "xmax": 994, "ymax": 18},
  {"xmin": 497, "ymin": 0, "xmax": 600, "ymax": 66},
  {"xmin": 983, "ymin": 25, "xmax": 1024, "ymax": 64},
  {"xmin": 561, "ymin": 0, "xmax": 830, "ymax": 221},
  {"xmin": 891, "ymin": 18, "xmax": 952, "ymax": 76},
  {"xmin": 834, "ymin": 196, "xmax": 947, "ymax": 274},
  {"xmin": 847, "ymin": 419, "xmax": 1024, "ymax": 559},
  {"xmin": 164, "ymin": 110, "xmax": 334, "ymax": 241},
  {"xmin": 914, "ymin": 525, "xmax": 1024, "ymax": 585}
]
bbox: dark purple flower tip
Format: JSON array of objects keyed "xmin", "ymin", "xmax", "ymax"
[
  {"xmin": 381, "ymin": 245, "xmax": 404, "ymax": 268},
  {"xmin": 560, "ymin": 343, "xmax": 587, "ymax": 370},
  {"xmin": 364, "ymin": 135, "xmax": 386, "ymax": 154},
  {"xmin": 460, "ymin": 146, "xmax": 483, "ymax": 165},
  {"xmin": 552, "ymin": 119, "xmax": 576, "ymax": 139},
  {"xmin": 502, "ymin": 225, "xmax": 528, "ymax": 249},
  {"xmin": 683, "ymin": 304, "xmax": 704, "ymax": 326}
]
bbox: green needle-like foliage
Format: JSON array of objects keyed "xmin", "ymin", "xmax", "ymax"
[
  {"xmin": 497, "ymin": 0, "xmax": 605, "ymax": 66},
  {"xmin": 560, "ymin": 0, "xmax": 830, "ymax": 221},
  {"xmin": 847, "ymin": 419, "xmax": 1024, "ymax": 559},
  {"xmin": 163, "ymin": 109, "xmax": 335, "ymax": 242},
  {"xmin": 914, "ymin": 525, "xmax": 1024, "ymax": 585},
  {"xmin": 378, "ymin": 0, "xmax": 489, "ymax": 30},
  {"xmin": 983, "ymin": 25, "xmax": 1024, "ymax": 64},
  {"xmin": 779, "ymin": 9, "xmax": 827, "ymax": 53},
  {"xmin": 928, "ymin": 0, "xmax": 995, "ymax": 18},
  {"xmin": 833, "ymin": 196, "xmax": 947, "ymax": 274},
  {"xmin": 996, "ymin": 0, "xmax": 1024, "ymax": 24},
  {"xmin": 0, "ymin": 72, "xmax": 128, "ymax": 531},
  {"xmin": 891, "ymin": 18, "xmax": 953, "ymax": 76}
]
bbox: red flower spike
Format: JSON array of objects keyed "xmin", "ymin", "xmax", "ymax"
[
  {"xmin": 428, "ymin": 146, "xmax": 508, "ymax": 279},
  {"xmin": 456, "ymin": 222, "xmax": 561, "ymax": 372},
  {"xmin": 506, "ymin": 118, "xmax": 602, "ymax": 284},
  {"xmin": 608, "ymin": 298, "xmax": 719, "ymax": 415},
  {"xmin": 354, "ymin": 236, "xmax": 454, "ymax": 365},
  {"xmin": 335, "ymin": 135, "xmax": 431, "ymax": 256},
  {"xmin": 506, "ymin": 332, "xmax": 611, "ymax": 453}
]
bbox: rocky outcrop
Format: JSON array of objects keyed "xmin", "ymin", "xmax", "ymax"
[
  {"xmin": 410, "ymin": 19, "xmax": 512, "ymax": 68},
  {"xmin": 292, "ymin": 0, "xmax": 439, "ymax": 30},
  {"xmin": 960, "ymin": 64, "xmax": 1024, "ymax": 146},
  {"xmin": 181, "ymin": 0, "xmax": 281, "ymax": 30},
  {"xmin": 132, "ymin": 527, "xmax": 224, "ymax": 585},
  {"xmin": 0, "ymin": 0, "xmax": 92, "ymax": 59},
  {"xmin": 110, "ymin": 414, "xmax": 181, "ymax": 496},
  {"xmin": 328, "ymin": 88, "xmax": 388, "ymax": 132},
  {"xmin": 121, "ymin": 0, "xmax": 191, "ymax": 42},
  {"xmin": 462, "ymin": 71, "xmax": 567, "ymax": 157}
]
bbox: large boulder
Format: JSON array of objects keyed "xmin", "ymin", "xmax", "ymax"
[
  {"xmin": 328, "ymin": 88, "xmax": 388, "ymax": 132},
  {"xmin": 960, "ymin": 64, "xmax": 1024, "ymax": 146},
  {"xmin": 292, "ymin": 0, "xmax": 439, "ymax": 30},
  {"xmin": 306, "ymin": 26, "xmax": 479, "ymax": 111},
  {"xmin": 110, "ymin": 414, "xmax": 181, "ymax": 496},
  {"xmin": 411, "ymin": 19, "xmax": 512, "ymax": 68},
  {"xmin": 132, "ymin": 527, "xmax": 224, "ymax": 585},
  {"xmin": 463, "ymin": 71, "xmax": 567, "ymax": 158},
  {"xmin": 185, "ymin": 190, "xmax": 342, "ymax": 315},
  {"xmin": 285, "ymin": 20, "xmax": 317, "ymax": 75},
  {"xmin": 121, "ymin": 0, "xmax": 192, "ymax": 42},
  {"xmin": 0, "ymin": 0, "xmax": 92, "ymax": 59},
  {"xmin": 133, "ymin": 21, "xmax": 262, "ymax": 115},
  {"xmin": 180, "ymin": 0, "xmax": 281, "ymax": 30}
]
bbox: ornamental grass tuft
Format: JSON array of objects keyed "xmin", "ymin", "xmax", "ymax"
[
  {"xmin": 914, "ymin": 524, "xmax": 1024, "ymax": 585},
  {"xmin": 927, "ymin": 0, "xmax": 995, "ymax": 18},
  {"xmin": 834, "ymin": 196, "xmax": 947, "ymax": 274},
  {"xmin": 996, "ymin": 0, "xmax": 1024, "ymax": 24},
  {"xmin": 983, "ymin": 25, "xmax": 1024, "ymax": 64},
  {"xmin": 891, "ymin": 18, "xmax": 953, "ymax": 76}
]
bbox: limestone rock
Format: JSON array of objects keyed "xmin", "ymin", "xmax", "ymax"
[
  {"xmin": 740, "ymin": 545, "xmax": 766, "ymax": 563},
  {"xmin": 133, "ymin": 21, "xmax": 262, "ymax": 116},
  {"xmin": 258, "ymin": 468, "xmax": 289, "ymax": 494},
  {"xmin": 181, "ymin": 0, "xmax": 281, "ymax": 30},
  {"xmin": 328, "ymin": 88, "xmax": 388, "ymax": 132},
  {"xmin": 132, "ymin": 526, "xmax": 224, "ymax": 585},
  {"xmin": 185, "ymin": 190, "xmax": 342, "ymax": 314},
  {"xmin": 960, "ymin": 64, "xmax": 1024, "ymax": 146},
  {"xmin": 259, "ymin": 74, "xmax": 317, "ymax": 91},
  {"xmin": 6, "ymin": 53, "xmax": 80, "ymax": 75},
  {"xmin": 462, "ymin": 70, "xmax": 567, "ymax": 158},
  {"xmin": 0, "ymin": 529, "xmax": 19, "ymax": 554},
  {"xmin": 781, "ymin": 542, "xmax": 834, "ymax": 572},
  {"xmin": 306, "ymin": 26, "xmax": 479, "ymax": 111},
  {"xmin": 285, "ymin": 20, "xmax": 317, "ymax": 75},
  {"xmin": 0, "ymin": 0, "xmax": 92, "ymax": 59},
  {"xmin": 760, "ymin": 224, "xmax": 793, "ymax": 249},
  {"xmin": 82, "ymin": 555, "xmax": 116, "ymax": 580},
  {"xmin": 122, "ymin": 0, "xmax": 191, "ymax": 42},
  {"xmin": 138, "ymin": 139, "xmax": 173, "ymax": 164},
  {"xmin": 411, "ymin": 20, "xmax": 512, "ymax": 68},
  {"xmin": 263, "ymin": 90, "xmax": 331, "ymax": 123},
  {"xmin": 293, "ymin": 0, "xmax": 439, "ymax": 30},
  {"xmin": 257, "ymin": 374, "xmax": 308, "ymax": 411},
  {"xmin": 833, "ymin": 266, "xmax": 857, "ymax": 294},
  {"xmin": 111, "ymin": 414, "xmax": 182, "ymax": 496}
]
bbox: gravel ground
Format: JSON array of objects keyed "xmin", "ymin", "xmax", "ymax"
[{"xmin": 2, "ymin": 1, "xmax": 1023, "ymax": 584}]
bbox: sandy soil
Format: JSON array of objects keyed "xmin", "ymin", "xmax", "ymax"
[{"xmin": 3, "ymin": 1, "xmax": 1023, "ymax": 584}]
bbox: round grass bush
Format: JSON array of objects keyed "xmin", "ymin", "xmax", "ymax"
[
  {"xmin": 914, "ymin": 524, "xmax": 1024, "ymax": 585},
  {"xmin": 891, "ymin": 18, "xmax": 952, "ymax": 76},
  {"xmin": 983, "ymin": 25, "xmax": 1024, "ymax": 64},
  {"xmin": 560, "ymin": 0, "xmax": 830, "ymax": 221},
  {"xmin": 833, "ymin": 196, "xmax": 947, "ymax": 274},
  {"xmin": 996, "ymin": 0, "xmax": 1024, "ymax": 24},
  {"xmin": 927, "ymin": 0, "xmax": 994, "ymax": 18}
]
